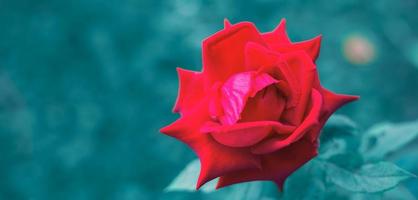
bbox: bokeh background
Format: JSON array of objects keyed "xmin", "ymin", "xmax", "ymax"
[{"xmin": 1, "ymin": 0, "xmax": 418, "ymax": 199}]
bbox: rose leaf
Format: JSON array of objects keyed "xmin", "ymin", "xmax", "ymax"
[
  {"xmin": 164, "ymin": 159, "xmax": 217, "ymax": 193},
  {"xmin": 361, "ymin": 119, "xmax": 418, "ymax": 160},
  {"xmin": 282, "ymin": 159, "xmax": 326, "ymax": 200},
  {"xmin": 323, "ymin": 161, "xmax": 416, "ymax": 193}
]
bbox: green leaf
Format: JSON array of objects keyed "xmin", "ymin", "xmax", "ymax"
[
  {"xmin": 382, "ymin": 186, "xmax": 416, "ymax": 200},
  {"xmin": 319, "ymin": 115, "xmax": 361, "ymax": 161},
  {"xmin": 223, "ymin": 182, "xmax": 264, "ymax": 200},
  {"xmin": 361, "ymin": 120, "xmax": 418, "ymax": 160},
  {"xmin": 323, "ymin": 161, "xmax": 416, "ymax": 193},
  {"xmin": 324, "ymin": 114, "xmax": 358, "ymax": 133},
  {"xmin": 205, "ymin": 181, "xmax": 276, "ymax": 200},
  {"xmin": 165, "ymin": 159, "xmax": 217, "ymax": 193},
  {"xmin": 326, "ymin": 153, "xmax": 364, "ymax": 171},
  {"xmin": 321, "ymin": 115, "xmax": 358, "ymax": 142},
  {"xmin": 349, "ymin": 193, "xmax": 382, "ymax": 200},
  {"xmin": 282, "ymin": 159, "xmax": 326, "ymax": 200}
]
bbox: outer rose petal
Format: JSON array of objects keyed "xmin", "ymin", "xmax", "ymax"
[
  {"xmin": 161, "ymin": 97, "xmax": 261, "ymax": 189},
  {"xmin": 223, "ymin": 18, "xmax": 232, "ymax": 28},
  {"xmin": 270, "ymin": 35, "xmax": 322, "ymax": 62},
  {"xmin": 307, "ymin": 87, "xmax": 359, "ymax": 142},
  {"xmin": 173, "ymin": 68, "xmax": 205, "ymax": 115},
  {"xmin": 208, "ymin": 82, "xmax": 224, "ymax": 119},
  {"xmin": 262, "ymin": 19, "xmax": 292, "ymax": 45},
  {"xmin": 201, "ymin": 121, "xmax": 295, "ymax": 148},
  {"xmin": 261, "ymin": 19, "xmax": 321, "ymax": 62},
  {"xmin": 203, "ymin": 22, "xmax": 266, "ymax": 86},
  {"xmin": 216, "ymin": 139, "xmax": 318, "ymax": 190},
  {"xmin": 244, "ymin": 42, "xmax": 279, "ymax": 71},
  {"xmin": 251, "ymin": 89, "xmax": 323, "ymax": 154}
]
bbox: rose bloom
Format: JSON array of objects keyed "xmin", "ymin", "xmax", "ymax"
[{"xmin": 161, "ymin": 19, "xmax": 358, "ymax": 190}]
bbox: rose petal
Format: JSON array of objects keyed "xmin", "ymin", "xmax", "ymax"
[
  {"xmin": 208, "ymin": 82, "xmax": 224, "ymax": 119},
  {"xmin": 244, "ymin": 43, "xmax": 310, "ymax": 112},
  {"xmin": 173, "ymin": 68, "xmax": 205, "ymax": 115},
  {"xmin": 201, "ymin": 121, "xmax": 295, "ymax": 148},
  {"xmin": 270, "ymin": 35, "xmax": 322, "ymax": 62},
  {"xmin": 274, "ymin": 80, "xmax": 291, "ymax": 97},
  {"xmin": 216, "ymin": 139, "xmax": 318, "ymax": 190},
  {"xmin": 250, "ymin": 48, "xmax": 301, "ymax": 108},
  {"xmin": 280, "ymin": 51, "xmax": 317, "ymax": 125},
  {"xmin": 219, "ymin": 72, "xmax": 253, "ymax": 125},
  {"xmin": 244, "ymin": 42, "xmax": 279, "ymax": 71},
  {"xmin": 307, "ymin": 87, "xmax": 359, "ymax": 142},
  {"xmin": 161, "ymin": 97, "xmax": 261, "ymax": 189},
  {"xmin": 211, "ymin": 125, "xmax": 272, "ymax": 148},
  {"xmin": 224, "ymin": 18, "xmax": 232, "ymax": 29},
  {"xmin": 219, "ymin": 72, "xmax": 278, "ymax": 125},
  {"xmin": 250, "ymin": 73, "xmax": 279, "ymax": 97},
  {"xmin": 241, "ymin": 86, "xmax": 286, "ymax": 122},
  {"xmin": 202, "ymin": 22, "xmax": 266, "ymax": 85},
  {"xmin": 262, "ymin": 19, "xmax": 292, "ymax": 45},
  {"xmin": 251, "ymin": 89, "xmax": 323, "ymax": 154}
]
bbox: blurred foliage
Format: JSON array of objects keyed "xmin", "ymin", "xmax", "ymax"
[{"xmin": 0, "ymin": 0, "xmax": 418, "ymax": 199}]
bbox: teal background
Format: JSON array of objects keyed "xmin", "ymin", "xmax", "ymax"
[{"xmin": 0, "ymin": 0, "xmax": 417, "ymax": 199}]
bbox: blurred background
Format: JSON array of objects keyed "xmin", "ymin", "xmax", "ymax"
[{"xmin": 0, "ymin": 0, "xmax": 417, "ymax": 199}]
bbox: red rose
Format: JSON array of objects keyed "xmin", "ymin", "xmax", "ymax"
[{"xmin": 161, "ymin": 19, "xmax": 358, "ymax": 190}]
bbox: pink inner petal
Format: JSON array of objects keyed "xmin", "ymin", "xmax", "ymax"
[
  {"xmin": 219, "ymin": 72, "xmax": 253, "ymax": 125},
  {"xmin": 250, "ymin": 73, "xmax": 279, "ymax": 97},
  {"xmin": 219, "ymin": 72, "xmax": 278, "ymax": 125}
]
